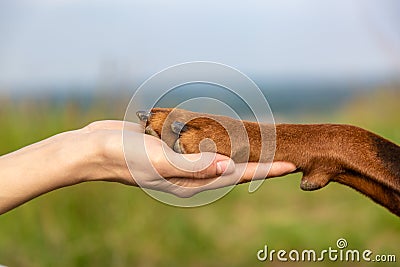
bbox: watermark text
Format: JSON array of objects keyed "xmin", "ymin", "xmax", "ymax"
[{"xmin": 257, "ymin": 238, "xmax": 396, "ymax": 263}]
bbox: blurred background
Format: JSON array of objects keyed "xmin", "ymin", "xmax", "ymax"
[{"xmin": 0, "ymin": 0, "xmax": 399, "ymax": 266}]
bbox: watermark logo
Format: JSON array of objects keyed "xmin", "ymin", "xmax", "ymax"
[
  {"xmin": 257, "ymin": 238, "xmax": 396, "ymax": 263},
  {"xmin": 336, "ymin": 238, "xmax": 347, "ymax": 249}
]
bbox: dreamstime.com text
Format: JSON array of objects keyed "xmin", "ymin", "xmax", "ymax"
[{"xmin": 257, "ymin": 238, "xmax": 396, "ymax": 263}]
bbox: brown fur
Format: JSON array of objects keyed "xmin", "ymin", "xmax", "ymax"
[{"xmin": 140, "ymin": 108, "xmax": 400, "ymax": 217}]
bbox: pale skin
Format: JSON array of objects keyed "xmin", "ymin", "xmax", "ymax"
[{"xmin": 0, "ymin": 120, "xmax": 296, "ymax": 214}]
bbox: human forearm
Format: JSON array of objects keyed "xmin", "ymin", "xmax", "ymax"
[{"xmin": 0, "ymin": 130, "xmax": 97, "ymax": 214}]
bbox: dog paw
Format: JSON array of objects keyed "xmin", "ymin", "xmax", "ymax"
[{"xmin": 137, "ymin": 108, "xmax": 250, "ymax": 160}]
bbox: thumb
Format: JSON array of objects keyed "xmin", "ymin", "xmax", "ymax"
[{"xmin": 167, "ymin": 152, "xmax": 236, "ymax": 179}]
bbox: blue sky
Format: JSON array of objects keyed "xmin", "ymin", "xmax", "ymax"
[{"xmin": 0, "ymin": 0, "xmax": 399, "ymax": 91}]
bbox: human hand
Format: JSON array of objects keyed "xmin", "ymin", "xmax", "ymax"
[{"xmin": 84, "ymin": 120, "xmax": 296, "ymax": 197}]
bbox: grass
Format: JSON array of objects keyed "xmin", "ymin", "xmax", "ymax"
[{"xmin": 0, "ymin": 88, "xmax": 399, "ymax": 267}]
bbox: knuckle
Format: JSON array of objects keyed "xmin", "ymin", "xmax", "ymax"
[
  {"xmin": 174, "ymin": 190, "xmax": 195, "ymax": 198},
  {"xmin": 83, "ymin": 121, "xmax": 110, "ymax": 133},
  {"xmin": 84, "ymin": 121, "xmax": 100, "ymax": 132}
]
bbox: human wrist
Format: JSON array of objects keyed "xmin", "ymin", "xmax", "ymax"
[
  {"xmin": 77, "ymin": 126, "xmax": 134, "ymax": 185},
  {"xmin": 62, "ymin": 128, "xmax": 106, "ymax": 184},
  {"xmin": 39, "ymin": 129, "xmax": 99, "ymax": 187}
]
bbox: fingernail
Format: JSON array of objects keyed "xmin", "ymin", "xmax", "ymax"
[{"xmin": 217, "ymin": 160, "xmax": 231, "ymax": 175}]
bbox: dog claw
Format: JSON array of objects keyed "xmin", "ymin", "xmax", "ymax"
[
  {"xmin": 145, "ymin": 125, "xmax": 160, "ymax": 138},
  {"xmin": 173, "ymin": 139, "xmax": 186, "ymax": 154},
  {"xmin": 136, "ymin": 111, "xmax": 152, "ymax": 122},
  {"xmin": 171, "ymin": 121, "xmax": 188, "ymax": 134}
]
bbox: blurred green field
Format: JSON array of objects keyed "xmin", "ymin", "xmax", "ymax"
[{"xmin": 0, "ymin": 88, "xmax": 399, "ymax": 267}]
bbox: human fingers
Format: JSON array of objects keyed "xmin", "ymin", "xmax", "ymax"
[
  {"xmin": 265, "ymin": 161, "xmax": 297, "ymax": 177},
  {"xmin": 169, "ymin": 161, "xmax": 295, "ymax": 192},
  {"xmin": 164, "ymin": 162, "xmax": 265, "ymax": 191},
  {"xmin": 157, "ymin": 151, "xmax": 236, "ymax": 179}
]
